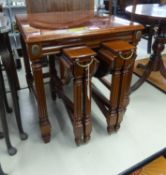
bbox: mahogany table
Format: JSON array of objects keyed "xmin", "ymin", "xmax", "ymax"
[
  {"xmin": 126, "ymin": 4, "xmax": 166, "ymax": 93},
  {"xmin": 16, "ymin": 11, "xmax": 143, "ymax": 143}
]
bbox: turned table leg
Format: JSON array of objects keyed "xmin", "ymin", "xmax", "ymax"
[{"xmin": 73, "ymin": 65, "xmax": 95, "ymax": 144}]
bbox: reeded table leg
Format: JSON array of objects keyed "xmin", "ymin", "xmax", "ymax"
[
  {"xmin": 31, "ymin": 60, "xmax": 51, "ymax": 143},
  {"xmin": 93, "ymin": 40, "xmax": 136, "ymax": 134},
  {"xmin": 107, "ymin": 60, "xmax": 122, "ymax": 134},
  {"xmin": 73, "ymin": 76, "xmax": 84, "ymax": 145},
  {"xmin": 72, "ymin": 57, "xmax": 97, "ymax": 144},
  {"xmin": 115, "ymin": 58, "xmax": 135, "ymax": 131},
  {"xmin": 63, "ymin": 46, "xmax": 97, "ymax": 145}
]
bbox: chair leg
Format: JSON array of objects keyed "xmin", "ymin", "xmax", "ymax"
[
  {"xmin": 4, "ymin": 32, "xmax": 20, "ymax": 90},
  {"xmin": 1, "ymin": 50, "xmax": 28, "ymax": 141},
  {"xmin": 8, "ymin": 76, "xmax": 28, "ymax": 140},
  {"xmin": 0, "ymin": 77, "xmax": 17, "ymax": 156},
  {"xmin": 0, "ymin": 64, "xmax": 12, "ymax": 113}
]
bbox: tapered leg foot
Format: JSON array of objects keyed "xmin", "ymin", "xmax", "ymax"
[
  {"xmin": 84, "ymin": 136, "xmax": 91, "ymax": 143},
  {"xmin": 107, "ymin": 126, "xmax": 114, "ymax": 134},
  {"xmin": 114, "ymin": 124, "xmax": 120, "ymax": 131},
  {"xmin": 74, "ymin": 124, "xmax": 83, "ymax": 146},
  {"xmin": 75, "ymin": 138, "xmax": 81, "ymax": 146}
]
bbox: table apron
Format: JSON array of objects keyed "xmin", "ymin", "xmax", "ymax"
[{"xmin": 27, "ymin": 31, "xmax": 137, "ymax": 60}]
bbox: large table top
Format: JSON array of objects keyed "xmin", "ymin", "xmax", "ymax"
[
  {"xmin": 126, "ymin": 4, "xmax": 166, "ymax": 25},
  {"xmin": 16, "ymin": 10, "xmax": 143, "ymax": 44}
]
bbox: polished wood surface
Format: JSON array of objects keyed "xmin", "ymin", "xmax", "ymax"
[
  {"xmin": 16, "ymin": 10, "xmax": 143, "ymax": 143},
  {"xmin": 102, "ymin": 40, "xmax": 135, "ymax": 52},
  {"xmin": 26, "ymin": 0, "xmax": 94, "ymax": 13},
  {"xmin": 126, "ymin": 3, "xmax": 166, "ymax": 94},
  {"xmin": 63, "ymin": 45, "xmax": 96, "ymax": 59},
  {"xmin": 16, "ymin": 13, "xmax": 143, "ymax": 44},
  {"xmin": 126, "ymin": 4, "xmax": 166, "ymax": 24}
]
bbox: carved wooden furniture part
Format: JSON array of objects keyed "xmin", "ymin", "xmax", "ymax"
[
  {"xmin": 121, "ymin": 1, "xmax": 159, "ymax": 54},
  {"xmin": 62, "ymin": 46, "xmax": 98, "ymax": 144},
  {"xmin": 16, "ymin": 10, "xmax": 143, "ymax": 143},
  {"xmin": 93, "ymin": 40, "xmax": 136, "ymax": 133},
  {"xmin": 126, "ymin": 3, "xmax": 166, "ymax": 94},
  {"xmin": 22, "ymin": 0, "xmax": 95, "ymax": 143}
]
